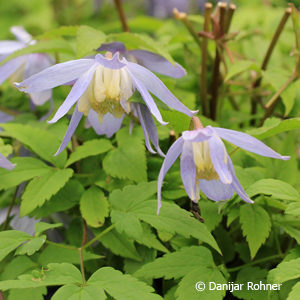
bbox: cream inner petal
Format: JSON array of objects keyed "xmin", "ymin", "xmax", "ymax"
[
  {"xmin": 192, "ymin": 141, "xmax": 219, "ymax": 181},
  {"xmin": 78, "ymin": 61, "xmax": 134, "ymax": 123}
]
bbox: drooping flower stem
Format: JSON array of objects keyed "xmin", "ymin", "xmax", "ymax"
[
  {"xmin": 173, "ymin": 8, "xmax": 202, "ymax": 50},
  {"xmin": 200, "ymin": 3, "xmax": 212, "ymax": 117},
  {"xmin": 250, "ymin": 7, "xmax": 291, "ymax": 125},
  {"xmin": 210, "ymin": 2, "xmax": 227, "ymax": 120},
  {"xmin": 113, "ymin": 0, "xmax": 130, "ymax": 32},
  {"xmin": 189, "ymin": 116, "xmax": 204, "ymax": 130}
]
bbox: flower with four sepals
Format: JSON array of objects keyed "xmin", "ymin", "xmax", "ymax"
[
  {"xmin": 157, "ymin": 117, "xmax": 290, "ymax": 214},
  {"xmin": 15, "ymin": 51, "xmax": 196, "ymax": 156}
]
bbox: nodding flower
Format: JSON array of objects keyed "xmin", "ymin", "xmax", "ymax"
[
  {"xmin": 0, "ymin": 26, "xmax": 53, "ymax": 106},
  {"xmin": 157, "ymin": 118, "xmax": 290, "ymax": 214},
  {"xmin": 16, "ymin": 51, "xmax": 196, "ymax": 156}
]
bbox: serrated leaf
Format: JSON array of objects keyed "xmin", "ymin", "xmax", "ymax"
[
  {"xmin": 30, "ymin": 180, "xmax": 84, "ymax": 218},
  {"xmin": 287, "ymin": 282, "xmax": 300, "ymax": 300},
  {"xmin": 21, "ymin": 168, "xmax": 73, "ymax": 216},
  {"xmin": 246, "ymin": 179, "xmax": 300, "ymax": 201},
  {"xmin": 76, "ymin": 25, "xmax": 106, "ymax": 58},
  {"xmin": 15, "ymin": 235, "xmax": 46, "ymax": 256},
  {"xmin": 176, "ymin": 267, "xmax": 226, "ymax": 300},
  {"xmin": 80, "ymin": 186, "xmax": 109, "ymax": 227},
  {"xmin": 135, "ymin": 246, "xmax": 214, "ymax": 280},
  {"xmin": 107, "ymin": 32, "xmax": 174, "ymax": 64},
  {"xmin": 37, "ymin": 245, "xmax": 102, "ymax": 266},
  {"xmin": 233, "ymin": 267, "xmax": 268, "ymax": 300},
  {"xmin": 52, "ymin": 284, "xmax": 106, "ymax": 300},
  {"xmin": 240, "ymin": 205, "xmax": 271, "ymax": 258},
  {"xmin": 199, "ymin": 201, "xmax": 222, "ymax": 231},
  {"xmin": 281, "ymin": 80, "xmax": 298, "ymax": 116},
  {"xmin": 225, "ymin": 60, "xmax": 259, "ymax": 81},
  {"xmin": 65, "ymin": 139, "xmax": 112, "ymax": 167},
  {"xmin": 35, "ymin": 222, "xmax": 63, "ymax": 236},
  {"xmin": 0, "ymin": 157, "xmax": 50, "ymax": 191},
  {"xmin": 0, "ymin": 40, "xmax": 74, "ymax": 66},
  {"xmin": 109, "ymin": 182, "xmax": 220, "ymax": 253},
  {"xmin": 99, "ymin": 229, "xmax": 141, "ymax": 261},
  {"xmin": 247, "ymin": 117, "xmax": 300, "ymax": 140},
  {"xmin": 103, "ymin": 127, "xmax": 147, "ymax": 183},
  {"xmin": 0, "ymin": 263, "xmax": 82, "ymax": 291},
  {"xmin": 0, "ymin": 231, "xmax": 31, "ymax": 262},
  {"xmin": 88, "ymin": 267, "xmax": 162, "ymax": 300},
  {"xmin": 268, "ymin": 258, "xmax": 300, "ymax": 284},
  {"xmin": 1, "ymin": 124, "xmax": 67, "ymax": 168}
]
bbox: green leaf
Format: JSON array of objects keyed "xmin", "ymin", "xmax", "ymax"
[
  {"xmin": 76, "ymin": 25, "xmax": 106, "ymax": 58},
  {"xmin": 80, "ymin": 186, "xmax": 109, "ymax": 227},
  {"xmin": 0, "ymin": 138, "xmax": 13, "ymax": 157},
  {"xmin": 65, "ymin": 139, "xmax": 112, "ymax": 167},
  {"xmin": 88, "ymin": 267, "xmax": 162, "ymax": 300},
  {"xmin": 247, "ymin": 117, "xmax": 300, "ymax": 140},
  {"xmin": 37, "ymin": 245, "xmax": 102, "ymax": 266},
  {"xmin": 15, "ymin": 235, "xmax": 46, "ymax": 256},
  {"xmin": 99, "ymin": 229, "xmax": 141, "ymax": 261},
  {"xmin": 0, "ymin": 263, "xmax": 82, "ymax": 291},
  {"xmin": 233, "ymin": 267, "xmax": 268, "ymax": 300},
  {"xmin": 21, "ymin": 168, "xmax": 73, "ymax": 216},
  {"xmin": 109, "ymin": 182, "xmax": 220, "ymax": 253},
  {"xmin": 0, "ymin": 157, "xmax": 50, "ymax": 191},
  {"xmin": 281, "ymin": 81, "xmax": 298, "ymax": 116},
  {"xmin": 268, "ymin": 258, "xmax": 300, "ymax": 283},
  {"xmin": 35, "ymin": 222, "xmax": 63, "ymax": 236},
  {"xmin": 225, "ymin": 60, "xmax": 259, "ymax": 81},
  {"xmin": 0, "ymin": 256, "xmax": 36, "ymax": 280},
  {"xmin": 286, "ymin": 202, "xmax": 300, "ymax": 216},
  {"xmin": 176, "ymin": 267, "xmax": 226, "ymax": 300},
  {"xmin": 287, "ymin": 282, "xmax": 300, "ymax": 300},
  {"xmin": 246, "ymin": 179, "xmax": 300, "ymax": 201},
  {"xmin": 0, "ymin": 231, "xmax": 31, "ymax": 262},
  {"xmin": 0, "ymin": 40, "xmax": 74, "ymax": 66},
  {"xmin": 103, "ymin": 127, "xmax": 147, "ymax": 183},
  {"xmin": 240, "ymin": 204, "xmax": 271, "ymax": 258},
  {"xmin": 30, "ymin": 180, "xmax": 84, "ymax": 218},
  {"xmin": 8, "ymin": 287, "xmax": 46, "ymax": 300},
  {"xmin": 135, "ymin": 246, "xmax": 215, "ymax": 280},
  {"xmin": 107, "ymin": 32, "xmax": 174, "ymax": 64},
  {"xmin": 52, "ymin": 284, "xmax": 106, "ymax": 300},
  {"xmin": 1, "ymin": 124, "xmax": 67, "ymax": 168},
  {"xmin": 199, "ymin": 201, "xmax": 222, "ymax": 231},
  {"xmin": 38, "ymin": 26, "xmax": 78, "ymax": 39}
]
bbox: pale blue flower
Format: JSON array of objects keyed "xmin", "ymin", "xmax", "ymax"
[
  {"xmin": 157, "ymin": 125, "xmax": 290, "ymax": 214},
  {"xmin": 16, "ymin": 52, "xmax": 196, "ymax": 156},
  {"xmin": 0, "ymin": 153, "xmax": 15, "ymax": 170},
  {"xmin": 0, "ymin": 26, "xmax": 53, "ymax": 106}
]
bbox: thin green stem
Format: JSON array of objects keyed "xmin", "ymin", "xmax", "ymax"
[
  {"xmin": 45, "ymin": 240, "xmax": 78, "ymax": 251},
  {"xmin": 226, "ymin": 254, "xmax": 284, "ymax": 273},
  {"xmin": 79, "ymin": 219, "xmax": 87, "ymax": 285},
  {"xmin": 82, "ymin": 224, "xmax": 115, "ymax": 249}
]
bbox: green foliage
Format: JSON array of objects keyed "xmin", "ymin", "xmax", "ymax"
[
  {"xmin": 76, "ymin": 25, "xmax": 106, "ymax": 58},
  {"xmin": 103, "ymin": 127, "xmax": 147, "ymax": 183},
  {"xmin": 15, "ymin": 235, "xmax": 46, "ymax": 256},
  {"xmin": 20, "ymin": 168, "xmax": 73, "ymax": 216},
  {"xmin": 240, "ymin": 204, "xmax": 271, "ymax": 258},
  {"xmin": 80, "ymin": 186, "xmax": 109, "ymax": 227}
]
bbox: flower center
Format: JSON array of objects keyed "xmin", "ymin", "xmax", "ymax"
[
  {"xmin": 192, "ymin": 141, "xmax": 219, "ymax": 181},
  {"xmin": 78, "ymin": 54, "xmax": 133, "ymax": 122}
]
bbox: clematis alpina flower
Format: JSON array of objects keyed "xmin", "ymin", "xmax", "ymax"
[
  {"xmin": 0, "ymin": 26, "xmax": 53, "ymax": 106},
  {"xmin": 157, "ymin": 118, "xmax": 290, "ymax": 214},
  {"xmin": 16, "ymin": 52, "xmax": 196, "ymax": 155}
]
